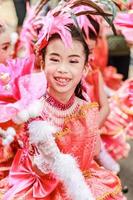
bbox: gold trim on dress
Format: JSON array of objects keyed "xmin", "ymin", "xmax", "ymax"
[
  {"xmin": 55, "ymin": 102, "xmax": 99, "ymax": 139},
  {"xmin": 97, "ymin": 176, "xmax": 122, "ymax": 200}
]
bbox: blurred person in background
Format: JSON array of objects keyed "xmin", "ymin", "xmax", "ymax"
[{"xmin": 13, "ymin": 0, "xmax": 29, "ymax": 33}]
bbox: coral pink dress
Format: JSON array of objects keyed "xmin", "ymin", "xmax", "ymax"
[{"xmin": 0, "ymin": 93, "xmax": 125, "ymax": 200}]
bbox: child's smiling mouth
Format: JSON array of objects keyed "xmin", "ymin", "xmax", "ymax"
[{"xmin": 54, "ymin": 77, "xmax": 71, "ymax": 86}]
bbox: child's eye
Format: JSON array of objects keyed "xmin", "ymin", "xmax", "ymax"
[
  {"xmin": 50, "ymin": 58, "xmax": 59, "ymax": 62},
  {"xmin": 2, "ymin": 45, "xmax": 9, "ymax": 51},
  {"xmin": 70, "ymin": 60, "xmax": 79, "ymax": 64}
]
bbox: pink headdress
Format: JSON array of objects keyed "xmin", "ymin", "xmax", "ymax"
[
  {"xmin": 32, "ymin": 0, "xmax": 119, "ymax": 53},
  {"xmin": 17, "ymin": 0, "xmax": 120, "ymax": 58}
]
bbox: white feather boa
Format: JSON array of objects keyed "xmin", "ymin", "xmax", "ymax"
[{"xmin": 28, "ymin": 120, "xmax": 95, "ymax": 200}]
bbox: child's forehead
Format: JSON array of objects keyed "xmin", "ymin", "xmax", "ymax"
[{"xmin": 47, "ymin": 38, "xmax": 84, "ymax": 51}]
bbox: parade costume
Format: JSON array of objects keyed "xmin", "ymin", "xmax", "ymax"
[
  {"xmin": 0, "ymin": 0, "xmax": 126, "ymax": 199},
  {"xmin": 0, "ymin": 93, "xmax": 125, "ymax": 200}
]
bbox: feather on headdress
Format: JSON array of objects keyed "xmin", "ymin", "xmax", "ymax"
[
  {"xmin": 18, "ymin": 0, "xmax": 121, "ymax": 56},
  {"xmin": 31, "ymin": 0, "xmax": 120, "ymax": 52}
]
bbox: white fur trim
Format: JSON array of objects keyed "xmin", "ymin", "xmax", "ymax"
[
  {"xmin": 6, "ymin": 127, "xmax": 16, "ymax": 137},
  {"xmin": 17, "ymin": 109, "xmax": 30, "ymax": 122},
  {"xmin": 28, "ymin": 120, "xmax": 57, "ymax": 144},
  {"xmin": 53, "ymin": 153, "xmax": 95, "ymax": 200},
  {"xmin": 28, "ymin": 99, "xmax": 44, "ymax": 118},
  {"xmin": 2, "ymin": 135, "xmax": 14, "ymax": 145},
  {"xmin": 3, "ymin": 127, "xmax": 16, "ymax": 145},
  {"xmin": 12, "ymin": 115, "xmax": 24, "ymax": 124},
  {"xmin": 12, "ymin": 109, "xmax": 30, "ymax": 124},
  {"xmin": 1, "ymin": 127, "xmax": 16, "ymax": 145},
  {"xmin": 97, "ymin": 145, "xmax": 120, "ymax": 174}
]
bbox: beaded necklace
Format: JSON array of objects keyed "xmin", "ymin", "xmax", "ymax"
[{"xmin": 41, "ymin": 92, "xmax": 83, "ymax": 130}]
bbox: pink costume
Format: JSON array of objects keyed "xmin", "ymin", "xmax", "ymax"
[
  {"xmin": 0, "ymin": 1, "xmax": 126, "ymax": 199},
  {"xmin": 0, "ymin": 93, "xmax": 125, "ymax": 200}
]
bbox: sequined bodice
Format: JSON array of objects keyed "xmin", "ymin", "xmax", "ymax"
[{"xmin": 20, "ymin": 92, "xmax": 99, "ymax": 172}]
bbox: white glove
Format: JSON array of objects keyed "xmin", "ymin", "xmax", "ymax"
[{"xmin": 28, "ymin": 120, "xmax": 60, "ymax": 173}]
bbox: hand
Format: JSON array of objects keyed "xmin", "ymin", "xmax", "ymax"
[{"xmin": 29, "ymin": 120, "xmax": 60, "ymax": 173}]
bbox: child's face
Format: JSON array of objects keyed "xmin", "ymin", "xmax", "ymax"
[
  {"xmin": 0, "ymin": 31, "xmax": 13, "ymax": 64},
  {"xmin": 44, "ymin": 38, "xmax": 87, "ymax": 99}
]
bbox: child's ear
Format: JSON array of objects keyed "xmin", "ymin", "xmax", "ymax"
[{"xmin": 83, "ymin": 64, "xmax": 89, "ymax": 77}]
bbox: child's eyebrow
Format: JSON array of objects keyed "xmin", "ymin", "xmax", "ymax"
[
  {"xmin": 68, "ymin": 55, "xmax": 80, "ymax": 58},
  {"xmin": 2, "ymin": 42, "xmax": 10, "ymax": 46},
  {"xmin": 49, "ymin": 53, "xmax": 60, "ymax": 56},
  {"xmin": 49, "ymin": 53, "xmax": 80, "ymax": 58}
]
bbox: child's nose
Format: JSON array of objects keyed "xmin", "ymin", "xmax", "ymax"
[{"xmin": 57, "ymin": 63, "xmax": 68, "ymax": 73}]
